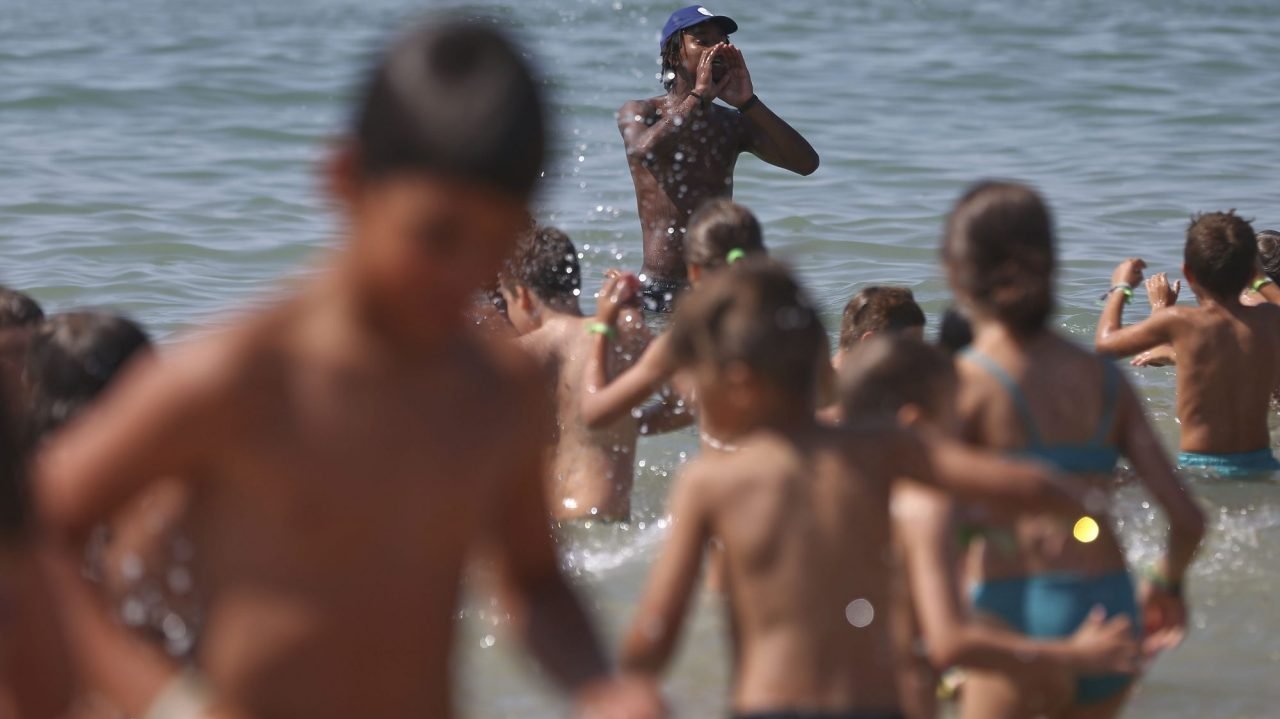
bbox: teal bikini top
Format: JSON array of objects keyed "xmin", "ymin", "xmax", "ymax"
[{"xmin": 962, "ymin": 350, "xmax": 1121, "ymax": 475}]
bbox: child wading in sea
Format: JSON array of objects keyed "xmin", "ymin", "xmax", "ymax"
[
  {"xmin": 499, "ymin": 226, "xmax": 652, "ymax": 521},
  {"xmin": 622, "ymin": 260, "xmax": 1094, "ymax": 719},
  {"xmin": 1096, "ymin": 212, "xmax": 1280, "ymax": 477},
  {"xmin": 619, "ymin": 5, "xmax": 818, "ymax": 311},
  {"xmin": 944, "ymin": 181, "xmax": 1205, "ymax": 718},
  {"xmin": 36, "ymin": 15, "xmax": 661, "ymax": 719},
  {"xmin": 839, "ymin": 336, "xmax": 1139, "ymax": 719}
]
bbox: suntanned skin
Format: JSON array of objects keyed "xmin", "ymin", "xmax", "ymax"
[
  {"xmin": 37, "ymin": 164, "xmax": 661, "ymax": 719},
  {"xmin": 1096, "ymin": 258, "xmax": 1280, "ymax": 454},
  {"xmin": 621, "ymin": 354, "xmax": 1094, "ymax": 715},
  {"xmin": 619, "ymin": 23, "xmax": 818, "ymax": 287},
  {"xmin": 503, "ymin": 282, "xmax": 651, "ymax": 521},
  {"xmin": 956, "ymin": 318, "xmax": 1205, "ymax": 719},
  {"xmin": 0, "ymin": 546, "xmax": 75, "ymax": 719}
]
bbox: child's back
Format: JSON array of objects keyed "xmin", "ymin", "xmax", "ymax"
[
  {"xmin": 1098, "ymin": 212, "xmax": 1280, "ymax": 469},
  {"xmin": 694, "ymin": 427, "xmax": 900, "ymax": 712},
  {"xmin": 501, "ymin": 227, "xmax": 650, "ymax": 520}
]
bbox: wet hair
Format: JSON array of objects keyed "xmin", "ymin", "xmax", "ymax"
[
  {"xmin": 1184, "ymin": 211, "xmax": 1257, "ymax": 298},
  {"xmin": 838, "ymin": 286, "xmax": 925, "ymax": 351},
  {"xmin": 0, "ymin": 390, "xmax": 26, "ymax": 541},
  {"xmin": 684, "ymin": 199, "xmax": 766, "ymax": 270},
  {"xmin": 0, "ymin": 286, "xmax": 44, "ymax": 329},
  {"xmin": 498, "ymin": 226, "xmax": 580, "ymax": 304},
  {"xmin": 660, "ymin": 32, "xmax": 683, "ymax": 91},
  {"xmin": 1259, "ymin": 230, "xmax": 1280, "ymax": 285},
  {"xmin": 938, "ymin": 306, "xmax": 975, "ymax": 355},
  {"xmin": 352, "ymin": 13, "xmax": 545, "ymax": 199},
  {"xmin": 669, "ymin": 259, "xmax": 826, "ymax": 398},
  {"xmin": 24, "ymin": 312, "xmax": 152, "ymax": 448},
  {"xmin": 943, "ymin": 181, "xmax": 1056, "ymax": 336},
  {"xmin": 840, "ymin": 335, "xmax": 957, "ymax": 422}
]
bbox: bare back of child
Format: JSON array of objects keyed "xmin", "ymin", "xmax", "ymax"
[
  {"xmin": 501, "ymin": 227, "xmax": 651, "ymax": 521},
  {"xmin": 1097, "ymin": 213, "xmax": 1280, "ymax": 475},
  {"xmin": 37, "ymin": 18, "xmax": 660, "ymax": 719}
]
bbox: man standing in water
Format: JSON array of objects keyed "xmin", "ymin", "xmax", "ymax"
[{"xmin": 619, "ymin": 6, "xmax": 819, "ymax": 312}]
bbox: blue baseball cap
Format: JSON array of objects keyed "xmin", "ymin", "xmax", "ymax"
[{"xmin": 660, "ymin": 6, "xmax": 738, "ymax": 49}]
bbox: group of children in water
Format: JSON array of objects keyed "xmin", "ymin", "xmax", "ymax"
[{"xmin": 1, "ymin": 6, "xmax": 1277, "ymax": 719}]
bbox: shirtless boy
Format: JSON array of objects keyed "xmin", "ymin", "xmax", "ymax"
[
  {"xmin": 500, "ymin": 226, "xmax": 651, "ymax": 521},
  {"xmin": 840, "ymin": 336, "xmax": 1138, "ymax": 719},
  {"xmin": 1096, "ymin": 211, "xmax": 1280, "ymax": 477},
  {"xmin": 622, "ymin": 261, "xmax": 1090, "ymax": 719},
  {"xmin": 619, "ymin": 6, "xmax": 818, "ymax": 311},
  {"xmin": 37, "ymin": 17, "xmax": 659, "ymax": 719}
]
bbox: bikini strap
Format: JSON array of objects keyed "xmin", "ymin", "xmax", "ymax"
[
  {"xmin": 1092, "ymin": 357, "xmax": 1121, "ymax": 446},
  {"xmin": 960, "ymin": 349, "xmax": 1044, "ymax": 447}
]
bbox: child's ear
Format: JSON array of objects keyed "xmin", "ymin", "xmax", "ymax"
[
  {"xmin": 687, "ymin": 264, "xmax": 703, "ymax": 285},
  {"xmin": 514, "ymin": 286, "xmax": 536, "ymax": 312},
  {"xmin": 325, "ymin": 139, "xmax": 361, "ymax": 209},
  {"xmin": 1182, "ymin": 264, "xmax": 1195, "ymax": 287},
  {"xmin": 860, "ymin": 330, "xmax": 876, "ymax": 343}
]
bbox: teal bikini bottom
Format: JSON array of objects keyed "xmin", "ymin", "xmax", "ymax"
[
  {"xmin": 972, "ymin": 571, "xmax": 1137, "ymax": 705},
  {"xmin": 1178, "ymin": 449, "xmax": 1280, "ymax": 478}
]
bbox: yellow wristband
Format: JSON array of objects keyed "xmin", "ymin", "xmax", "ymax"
[{"xmin": 1252, "ymin": 278, "xmax": 1273, "ymax": 292}]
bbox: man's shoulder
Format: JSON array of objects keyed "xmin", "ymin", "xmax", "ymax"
[{"xmin": 618, "ymin": 96, "xmax": 663, "ymax": 127}]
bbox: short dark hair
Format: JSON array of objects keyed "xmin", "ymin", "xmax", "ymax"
[
  {"xmin": 938, "ymin": 306, "xmax": 975, "ymax": 355},
  {"xmin": 660, "ymin": 32, "xmax": 683, "ymax": 91},
  {"xmin": 0, "ymin": 286, "xmax": 44, "ymax": 329},
  {"xmin": 943, "ymin": 181, "xmax": 1055, "ymax": 336},
  {"xmin": 352, "ymin": 13, "xmax": 545, "ymax": 199},
  {"xmin": 838, "ymin": 286, "xmax": 925, "ymax": 351},
  {"xmin": 669, "ymin": 259, "xmax": 826, "ymax": 398},
  {"xmin": 684, "ymin": 199, "xmax": 766, "ymax": 270},
  {"xmin": 1258, "ymin": 230, "xmax": 1280, "ymax": 285},
  {"xmin": 1184, "ymin": 211, "xmax": 1257, "ymax": 298},
  {"xmin": 24, "ymin": 312, "xmax": 152, "ymax": 448},
  {"xmin": 499, "ymin": 226, "xmax": 580, "ymax": 303},
  {"xmin": 840, "ymin": 335, "xmax": 957, "ymax": 422}
]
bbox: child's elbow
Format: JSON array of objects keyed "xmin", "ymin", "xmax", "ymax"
[
  {"xmin": 1176, "ymin": 503, "xmax": 1207, "ymax": 546},
  {"xmin": 796, "ymin": 152, "xmax": 820, "ymax": 176},
  {"xmin": 924, "ymin": 635, "xmax": 964, "ymax": 670}
]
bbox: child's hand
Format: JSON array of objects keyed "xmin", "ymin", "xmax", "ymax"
[
  {"xmin": 693, "ymin": 44, "xmax": 731, "ymax": 102},
  {"xmin": 1067, "ymin": 605, "xmax": 1140, "ymax": 674},
  {"xmin": 595, "ymin": 272, "xmax": 642, "ymax": 325},
  {"xmin": 1138, "ymin": 579, "xmax": 1188, "ymax": 660},
  {"xmin": 1145, "ymin": 273, "xmax": 1181, "ymax": 310},
  {"xmin": 1131, "ymin": 345, "xmax": 1177, "ymax": 368},
  {"xmin": 719, "ymin": 45, "xmax": 755, "ymax": 109},
  {"xmin": 1112, "ymin": 258, "xmax": 1146, "ymax": 289},
  {"xmin": 574, "ymin": 674, "xmax": 666, "ymax": 719}
]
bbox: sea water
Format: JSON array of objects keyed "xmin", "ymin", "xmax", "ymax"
[{"xmin": 1, "ymin": 0, "xmax": 1278, "ymax": 716}]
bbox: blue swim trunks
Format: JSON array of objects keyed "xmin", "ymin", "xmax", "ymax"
[
  {"xmin": 972, "ymin": 571, "xmax": 1138, "ymax": 705},
  {"xmin": 1177, "ymin": 449, "xmax": 1280, "ymax": 478}
]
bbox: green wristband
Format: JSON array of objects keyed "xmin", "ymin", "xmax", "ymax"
[
  {"xmin": 1252, "ymin": 277, "xmax": 1273, "ymax": 292},
  {"xmin": 587, "ymin": 322, "xmax": 617, "ymax": 341},
  {"xmin": 1102, "ymin": 284, "xmax": 1133, "ymax": 303}
]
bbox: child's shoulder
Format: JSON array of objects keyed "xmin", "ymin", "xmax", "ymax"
[{"xmin": 618, "ymin": 97, "xmax": 661, "ymax": 124}]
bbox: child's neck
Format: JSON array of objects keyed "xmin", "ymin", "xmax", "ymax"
[
  {"xmin": 537, "ymin": 298, "xmax": 583, "ymax": 322},
  {"xmin": 1192, "ymin": 286, "xmax": 1243, "ymax": 310}
]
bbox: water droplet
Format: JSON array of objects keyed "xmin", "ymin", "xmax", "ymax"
[
  {"xmin": 573, "ymin": 288, "xmax": 581, "ymax": 296},
  {"xmin": 638, "ymin": 460, "xmax": 647, "ymax": 468},
  {"xmin": 563, "ymin": 498, "xmax": 579, "ymax": 510},
  {"xmin": 674, "ymin": 151, "xmax": 684, "ymax": 161},
  {"xmin": 846, "ymin": 598, "xmax": 874, "ymax": 628},
  {"xmin": 481, "ymin": 634, "xmax": 496, "ymax": 648},
  {"xmin": 120, "ymin": 553, "xmax": 144, "ymax": 582},
  {"xmin": 167, "ymin": 566, "xmax": 193, "ymax": 595},
  {"xmin": 577, "ymin": 155, "xmax": 585, "ymax": 163}
]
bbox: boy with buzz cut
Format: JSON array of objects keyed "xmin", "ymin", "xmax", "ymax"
[
  {"xmin": 37, "ymin": 15, "xmax": 661, "ymax": 719},
  {"xmin": 619, "ymin": 6, "xmax": 818, "ymax": 312},
  {"xmin": 499, "ymin": 226, "xmax": 652, "ymax": 521},
  {"xmin": 1096, "ymin": 211, "xmax": 1280, "ymax": 477},
  {"xmin": 622, "ymin": 261, "xmax": 1090, "ymax": 719}
]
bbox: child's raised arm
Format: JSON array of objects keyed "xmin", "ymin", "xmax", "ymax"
[
  {"xmin": 583, "ymin": 274, "xmax": 676, "ymax": 430},
  {"xmin": 621, "ymin": 463, "xmax": 712, "ymax": 675},
  {"xmin": 1113, "ymin": 376, "xmax": 1205, "ymax": 658},
  {"xmin": 1095, "ymin": 259, "xmax": 1180, "ymax": 358}
]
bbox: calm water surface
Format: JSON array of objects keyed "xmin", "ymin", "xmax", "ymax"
[{"xmin": 2, "ymin": 0, "xmax": 1278, "ymax": 716}]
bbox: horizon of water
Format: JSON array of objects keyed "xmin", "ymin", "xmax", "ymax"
[{"xmin": 2, "ymin": 1, "xmax": 1279, "ymax": 717}]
